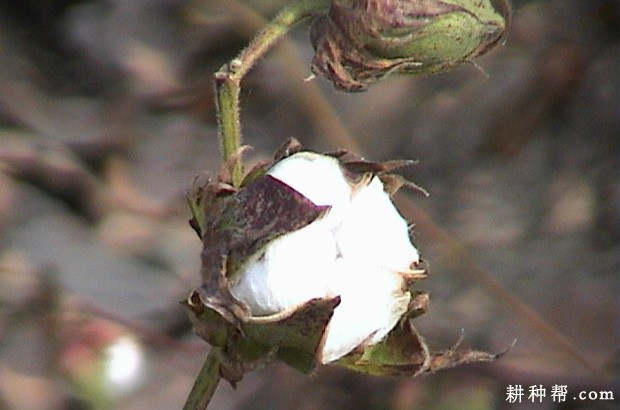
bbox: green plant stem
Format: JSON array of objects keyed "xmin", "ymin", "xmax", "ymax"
[
  {"xmin": 215, "ymin": 0, "xmax": 331, "ymax": 187},
  {"xmin": 186, "ymin": 2, "xmax": 332, "ymax": 409},
  {"xmin": 182, "ymin": 348, "xmax": 222, "ymax": 410}
]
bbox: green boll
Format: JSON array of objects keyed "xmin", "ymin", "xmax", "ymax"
[{"xmin": 311, "ymin": 0, "xmax": 509, "ymax": 91}]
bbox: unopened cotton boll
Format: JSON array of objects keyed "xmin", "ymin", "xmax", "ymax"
[
  {"xmin": 229, "ymin": 151, "xmax": 420, "ymax": 363},
  {"xmin": 310, "ymin": 0, "xmax": 509, "ymax": 91}
]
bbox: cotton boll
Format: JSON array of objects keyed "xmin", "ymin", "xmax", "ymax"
[
  {"xmin": 188, "ymin": 143, "xmax": 498, "ymax": 381},
  {"xmin": 103, "ymin": 335, "xmax": 145, "ymax": 397},
  {"xmin": 229, "ymin": 151, "xmax": 420, "ymax": 363},
  {"xmin": 310, "ymin": 0, "xmax": 507, "ymax": 91}
]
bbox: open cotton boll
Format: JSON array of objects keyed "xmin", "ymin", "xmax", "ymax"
[
  {"xmin": 189, "ymin": 142, "xmax": 500, "ymax": 382},
  {"xmin": 229, "ymin": 151, "xmax": 420, "ymax": 363}
]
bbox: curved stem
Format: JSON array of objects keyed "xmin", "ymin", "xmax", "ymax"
[
  {"xmin": 182, "ymin": 348, "xmax": 222, "ymax": 410},
  {"xmin": 187, "ymin": 2, "xmax": 332, "ymax": 408},
  {"xmin": 215, "ymin": 0, "xmax": 331, "ymax": 187}
]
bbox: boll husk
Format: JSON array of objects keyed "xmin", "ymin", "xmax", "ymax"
[
  {"xmin": 230, "ymin": 150, "xmax": 421, "ymax": 363},
  {"xmin": 185, "ymin": 139, "xmax": 501, "ymax": 385},
  {"xmin": 310, "ymin": 0, "xmax": 510, "ymax": 91}
]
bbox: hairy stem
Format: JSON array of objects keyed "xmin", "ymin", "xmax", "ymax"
[
  {"xmin": 215, "ymin": 0, "xmax": 331, "ymax": 187},
  {"xmin": 187, "ymin": 2, "xmax": 332, "ymax": 408}
]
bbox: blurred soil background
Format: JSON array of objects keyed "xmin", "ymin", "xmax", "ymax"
[{"xmin": 0, "ymin": 0, "xmax": 618, "ymax": 409}]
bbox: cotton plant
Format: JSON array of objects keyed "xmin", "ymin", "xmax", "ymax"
[{"xmin": 183, "ymin": 0, "xmax": 509, "ymax": 408}]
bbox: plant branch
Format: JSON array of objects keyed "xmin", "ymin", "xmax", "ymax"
[
  {"xmin": 182, "ymin": 348, "xmax": 222, "ymax": 410},
  {"xmin": 186, "ymin": 2, "xmax": 333, "ymax": 408},
  {"xmin": 214, "ymin": 0, "xmax": 331, "ymax": 187}
]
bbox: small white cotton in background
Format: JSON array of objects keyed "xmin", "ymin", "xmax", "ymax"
[{"xmin": 103, "ymin": 335, "xmax": 145, "ymax": 397}]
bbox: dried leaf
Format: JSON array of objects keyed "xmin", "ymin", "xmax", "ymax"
[
  {"xmin": 336, "ymin": 321, "xmax": 430, "ymax": 376},
  {"xmin": 244, "ymin": 296, "xmax": 341, "ymax": 373}
]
